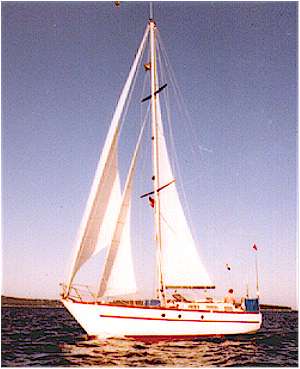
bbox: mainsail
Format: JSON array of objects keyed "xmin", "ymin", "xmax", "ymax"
[
  {"xmin": 66, "ymin": 26, "xmax": 149, "ymax": 291},
  {"xmin": 155, "ymin": 95, "xmax": 214, "ymax": 289}
]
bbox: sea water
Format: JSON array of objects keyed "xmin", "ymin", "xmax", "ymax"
[{"xmin": 1, "ymin": 307, "xmax": 298, "ymax": 366}]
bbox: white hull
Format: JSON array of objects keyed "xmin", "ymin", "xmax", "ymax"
[{"xmin": 62, "ymin": 299, "xmax": 262, "ymax": 341}]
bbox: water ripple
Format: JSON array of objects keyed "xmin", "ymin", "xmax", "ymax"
[{"xmin": 1, "ymin": 308, "xmax": 298, "ymax": 367}]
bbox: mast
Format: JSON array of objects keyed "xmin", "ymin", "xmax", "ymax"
[
  {"xmin": 150, "ymin": 2, "xmax": 153, "ymax": 20},
  {"xmin": 149, "ymin": 18, "xmax": 166, "ymax": 305}
]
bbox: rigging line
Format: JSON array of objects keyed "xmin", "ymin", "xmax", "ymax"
[
  {"xmin": 157, "ymin": 35, "xmax": 189, "ymax": 148},
  {"xmin": 160, "ymin": 73, "xmax": 200, "ymax": 252},
  {"xmin": 159, "ymin": 38, "xmax": 183, "ymax": 176},
  {"xmin": 137, "ymin": 60, "xmax": 151, "ymax": 254},
  {"xmin": 156, "ymin": 33, "xmax": 177, "ymax": 174},
  {"xmin": 159, "ymin": 211, "xmax": 177, "ymax": 235},
  {"xmin": 156, "ymin": 33, "xmax": 185, "ymax": 192},
  {"xmin": 140, "ymin": 58, "xmax": 150, "ymax": 126},
  {"xmin": 156, "ymin": 36, "xmax": 211, "ymax": 287},
  {"xmin": 152, "ymin": 48, "xmax": 176, "ymax": 187},
  {"xmin": 70, "ymin": 36, "xmax": 147, "ymax": 288},
  {"xmin": 67, "ymin": 126, "xmax": 120, "ymax": 291},
  {"xmin": 156, "ymin": 32, "xmax": 202, "ymax": 248},
  {"xmin": 97, "ymin": 43, "xmax": 150, "ymax": 298},
  {"xmin": 66, "ymin": 28, "xmax": 150, "ymax": 296},
  {"xmin": 136, "ymin": 111, "xmax": 153, "ymax": 261},
  {"xmin": 157, "ymin": 32, "xmax": 211, "ymax": 161},
  {"xmin": 140, "ymin": 41, "xmax": 151, "ymax": 114},
  {"xmin": 138, "ymin": 67, "xmax": 154, "ymax": 266},
  {"xmin": 155, "ymin": 36, "xmax": 177, "ymax": 188},
  {"xmin": 118, "ymin": 35, "xmax": 148, "ymax": 139}
]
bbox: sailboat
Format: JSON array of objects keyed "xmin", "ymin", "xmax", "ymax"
[{"xmin": 61, "ymin": 10, "xmax": 262, "ymax": 341}]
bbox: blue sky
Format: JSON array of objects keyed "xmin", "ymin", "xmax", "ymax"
[{"xmin": 2, "ymin": 2, "xmax": 297, "ymax": 309}]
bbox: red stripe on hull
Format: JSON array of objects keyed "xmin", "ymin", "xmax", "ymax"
[{"xmin": 100, "ymin": 314, "xmax": 260, "ymax": 324}]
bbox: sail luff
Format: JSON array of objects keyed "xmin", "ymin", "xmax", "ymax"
[
  {"xmin": 66, "ymin": 26, "xmax": 149, "ymax": 293},
  {"xmin": 97, "ymin": 118, "xmax": 147, "ymax": 298}
]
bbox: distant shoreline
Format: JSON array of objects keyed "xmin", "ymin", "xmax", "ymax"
[
  {"xmin": 1, "ymin": 296, "xmax": 296, "ymax": 311},
  {"xmin": 2, "ymin": 296, "xmax": 63, "ymax": 308},
  {"xmin": 259, "ymin": 304, "xmax": 294, "ymax": 311}
]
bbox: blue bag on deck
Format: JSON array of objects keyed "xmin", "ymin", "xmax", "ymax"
[{"xmin": 245, "ymin": 298, "xmax": 260, "ymax": 312}]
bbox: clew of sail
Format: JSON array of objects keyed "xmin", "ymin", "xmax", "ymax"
[
  {"xmin": 156, "ymin": 96, "xmax": 214, "ymax": 289},
  {"xmin": 97, "ymin": 118, "xmax": 147, "ymax": 298},
  {"xmin": 66, "ymin": 26, "xmax": 149, "ymax": 291}
]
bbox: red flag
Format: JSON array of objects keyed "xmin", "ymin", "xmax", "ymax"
[
  {"xmin": 149, "ymin": 196, "xmax": 155, "ymax": 208},
  {"xmin": 253, "ymin": 244, "xmax": 258, "ymax": 251}
]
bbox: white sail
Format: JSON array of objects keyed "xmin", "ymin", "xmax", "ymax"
[
  {"xmin": 97, "ymin": 119, "xmax": 147, "ymax": 298},
  {"xmin": 66, "ymin": 26, "xmax": 149, "ymax": 290},
  {"xmin": 98, "ymin": 203, "xmax": 136, "ymax": 297},
  {"xmin": 94, "ymin": 170, "xmax": 121, "ymax": 255},
  {"xmin": 156, "ymin": 96, "xmax": 214, "ymax": 289}
]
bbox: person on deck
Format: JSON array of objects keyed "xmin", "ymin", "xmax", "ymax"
[{"xmin": 224, "ymin": 288, "xmax": 236, "ymax": 305}]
